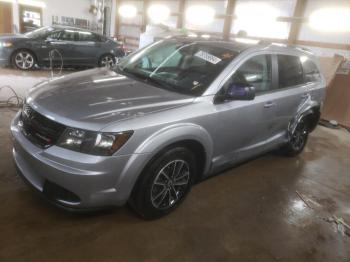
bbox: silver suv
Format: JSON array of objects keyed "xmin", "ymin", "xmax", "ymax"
[{"xmin": 11, "ymin": 38, "xmax": 325, "ymax": 219}]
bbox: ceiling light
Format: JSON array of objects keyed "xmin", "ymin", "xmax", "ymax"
[
  {"xmin": 187, "ymin": 33, "xmax": 198, "ymax": 38},
  {"xmin": 186, "ymin": 5, "xmax": 215, "ymax": 26},
  {"xmin": 309, "ymin": 8, "xmax": 350, "ymax": 32},
  {"xmin": 18, "ymin": 0, "xmax": 46, "ymax": 8},
  {"xmin": 148, "ymin": 4, "xmax": 170, "ymax": 24},
  {"xmin": 201, "ymin": 34, "xmax": 211, "ymax": 39},
  {"xmin": 119, "ymin": 4, "xmax": 137, "ymax": 18}
]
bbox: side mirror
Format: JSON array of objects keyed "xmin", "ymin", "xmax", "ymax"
[{"xmin": 226, "ymin": 84, "xmax": 255, "ymax": 101}]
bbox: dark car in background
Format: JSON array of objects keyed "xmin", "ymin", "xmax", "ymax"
[{"xmin": 0, "ymin": 26, "xmax": 125, "ymax": 70}]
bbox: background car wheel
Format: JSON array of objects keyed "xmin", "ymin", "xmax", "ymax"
[
  {"xmin": 99, "ymin": 54, "xmax": 115, "ymax": 68},
  {"xmin": 12, "ymin": 50, "xmax": 36, "ymax": 70},
  {"xmin": 129, "ymin": 147, "xmax": 197, "ymax": 220},
  {"xmin": 282, "ymin": 119, "xmax": 309, "ymax": 157}
]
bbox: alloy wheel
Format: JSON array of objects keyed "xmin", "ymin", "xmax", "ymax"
[
  {"xmin": 290, "ymin": 121, "xmax": 308, "ymax": 151},
  {"xmin": 15, "ymin": 51, "xmax": 34, "ymax": 70},
  {"xmin": 100, "ymin": 56, "xmax": 115, "ymax": 68},
  {"xmin": 151, "ymin": 160, "xmax": 190, "ymax": 210}
]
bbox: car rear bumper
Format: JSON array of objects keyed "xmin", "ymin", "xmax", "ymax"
[{"xmin": 11, "ymin": 112, "xmax": 151, "ymax": 210}]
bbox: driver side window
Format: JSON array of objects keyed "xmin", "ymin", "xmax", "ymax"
[
  {"xmin": 224, "ymin": 55, "xmax": 273, "ymax": 94},
  {"xmin": 46, "ymin": 30, "xmax": 61, "ymax": 40}
]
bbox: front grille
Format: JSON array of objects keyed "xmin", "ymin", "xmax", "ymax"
[{"xmin": 20, "ymin": 104, "xmax": 66, "ymax": 148}]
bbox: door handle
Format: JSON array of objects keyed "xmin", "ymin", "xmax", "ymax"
[
  {"xmin": 301, "ymin": 93, "xmax": 309, "ymax": 99},
  {"xmin": 264, "ymin": 101, "xmax": 276, "ymax": 108}
]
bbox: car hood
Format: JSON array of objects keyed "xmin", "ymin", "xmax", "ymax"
[
  {"xmin": 27, "ymin": 68, "xmax": 195, "ymax": 130},
  {"xmin": 0, "ymin": 34, "xmax": 28, "ymax": 41}
]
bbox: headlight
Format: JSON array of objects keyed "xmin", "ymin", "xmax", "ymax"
[
  {"xmin": 57, "ymin": 128, "xmax": 133, "ymax": 156},
  {"xmin": 0, "ymin": 42, "xmax": 13, "ymax": 48}
]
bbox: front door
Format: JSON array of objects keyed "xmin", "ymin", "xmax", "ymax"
[
  {"xmin": 39, "ymin": 29, "xmax": 77, "ymax": 66},
  {"xmin": 213, "ymin": 54, "xmax": 278, "ymax": 167}
]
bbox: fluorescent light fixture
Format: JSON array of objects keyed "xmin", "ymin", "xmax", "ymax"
[
  {"xmin": 188, "ymin": 33, "xmax": 198, "ymax": 38},
  {"xmin": 309, "ymin": 8, "xmax": 350, "ymax": 32},
  {"xmin": 186, "ymin": 5, "xmax": 215, "ymax": 26},
  {"xmin": 201, "ymin": 34, "xmax": 211, "ymax": 39},
  {"xmin": 147, "ymin": 4, "xmax": 170, "ymax": 24},
  {"xmin": 0, "ymin": 0, "xmax": 15, "ymax": 4},
  {"xmin": 18, "ymin": 0, "xmax": 46, "ymax": 8},
  {"xmin": 234, "ymin": 38, "xmax": 259, "ymax": 44},
  {"xmin": 235, "ymin": 3, "xmax": 287, "ymax": 39},
  {"xmin": 119, "ymin": 4, "xmax": 137, "ymax": 18}
]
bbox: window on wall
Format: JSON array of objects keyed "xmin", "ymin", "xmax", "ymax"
[
  {"xmin": 278, "ymin": 55, "xmax": 304, "ymax": 88},
  {"xmin": 19, "ymin": 4, "xmax": 42, "ymax": 33},
  {"xmin": 232, "ymin": 0, "xmax": 294, "ymax": 39}
]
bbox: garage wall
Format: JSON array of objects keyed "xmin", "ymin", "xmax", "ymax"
[
  {"xmin": 7, "ymin": 0, "xmax": 116, "ymax": 36},
  {"xmin": 0, "ymin": 1, "xmax": 13, "ymax": 33},
  {"xmin": 42, "ymin": 0, "xmax": 94, "ymax": 27}
]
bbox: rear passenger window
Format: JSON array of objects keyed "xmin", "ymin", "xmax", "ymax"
[
  {"xmin": 78, "ymin": 31, "xmax": 97, "ymax": 42},
  {"xmin": 278, "ymin": 55, "xmax": 304, "ymax": 88},
  {"xmin": 59, "ymin": 30, "xmax": 76, "ymax": 41},
  {"xmin": 301, "ymin": 58, "xmax": 321, "ymax": 83},
  {"xmin": 226, "ymin": 55, "xmax": 273, "ymax": 94}
]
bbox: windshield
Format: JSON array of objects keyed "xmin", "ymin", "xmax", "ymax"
[
  {"xmin": 117, "ymin": 40, "xmax": 238, "ymax": 96},
  {"xmin": 25, "ymin": 27, "xmax": 54, "ymax": 38}
]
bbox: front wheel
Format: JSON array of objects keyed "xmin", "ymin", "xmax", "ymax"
[
  {"xmin": 12, "ymin": 50, "xmax": 36, "ymax": 70},
  {"xmin": 282, "ymin": 119, "xmax": 309, "ymax": 156},
  {"xmin": 129, "ymin": 147, "xmax": 196, "ymax": 219},
  {"xmin": 98, "ymin": 54, "xmax": 115, "ymax": 68}
]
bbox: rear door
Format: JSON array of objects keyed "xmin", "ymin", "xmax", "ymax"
[
  {"xmin": 70, "ymin": 30, "xmax": 100, "ymax": 65},
  {"xmin": 269, "ymin": 54, "xmax": 311, "ymax": 136},
  {"xmin": 214, "ymin": 54, "xmax": 278, "ymax": 165}
]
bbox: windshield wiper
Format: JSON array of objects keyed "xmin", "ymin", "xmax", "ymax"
[{"xmin": 115, "ymin": 66, "xmax": 192, "ymax": 95}]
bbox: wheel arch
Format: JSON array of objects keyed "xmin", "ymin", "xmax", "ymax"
[
  {"xmin": 290, "ymin": 104, "xmax": 321, "ymax": 134},
  {"xmin": 116, "ymin": 124, "xmax": 213, "ymax": 203},
  {"xmin": 98, "ymin": 52, "xmax": 116, "ymax": 65},
  {"xmin": 11, "ymin": 48, "xmax": 38, "ymax": 63},
  {"xmin": 134, "ymin": 124, "xmax": 213, "ymax": 178}
]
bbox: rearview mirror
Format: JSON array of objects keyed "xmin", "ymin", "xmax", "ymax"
[{"xmin": 226, "ymin": 84, "xmax": 255, "ymax": 101}]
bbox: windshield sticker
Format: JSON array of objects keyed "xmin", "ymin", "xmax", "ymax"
[{"xmin": 195, "ymin": 51, "xmax": 222, "ymax": 65}]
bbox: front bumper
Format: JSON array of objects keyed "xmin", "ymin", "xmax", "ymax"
[
  {"xmin": 0, "ymin": 47, "xmax": 12, "ymax": 66},
  {"xmin": 11, "ymin": 112, "xmax": 150, "ymax": 210}
]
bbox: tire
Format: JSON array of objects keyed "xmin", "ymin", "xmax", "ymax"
[
  {"xmin": 129, "ymin": 147, "xmax": 196, "ymax": 220},
  {"xmin": 12, "ymin": 50, "xmax": 36, "ymax": 70},
  {"xmin": 281, "ymin": 119, "xmax": 309, "ymax": 157},
  {"xmin": 98, "ymin": 54, "xmax": 115, "ymax": 68}
]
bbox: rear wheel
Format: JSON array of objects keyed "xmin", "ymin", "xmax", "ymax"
[
  {"xmin": 98, "ymin": 54, "xmax": 115, "ymax": 68},
  {"xmin": 282, "ymin": 119, "xmax": 309, "ymax": 156},
  {"xmin": 129, "ymin": 147, "xmax": 196, "ymax": 219},
  {"xmin": 12, "ymin": 50, "xmax": 36, "ymax": 70}
]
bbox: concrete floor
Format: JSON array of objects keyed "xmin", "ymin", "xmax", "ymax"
[
  {"xmin": 0, "ymin": 68, "xmax": 350, "ymax": 261},
  {"xmin": 0, "ymin": 67, "xmax": 75, "ymax": 100}
]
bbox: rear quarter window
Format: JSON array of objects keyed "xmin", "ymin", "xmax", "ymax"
[{"xmin": 302, "ymin": 58, "xmax": 322, "ymax": 83}]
